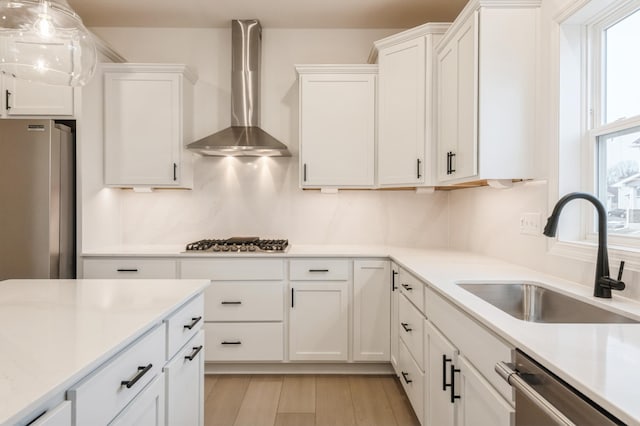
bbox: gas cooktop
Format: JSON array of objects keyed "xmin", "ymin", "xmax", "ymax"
[{"xmin": 185, "ymin": 237, "xmax": 289, "ymax": 253}]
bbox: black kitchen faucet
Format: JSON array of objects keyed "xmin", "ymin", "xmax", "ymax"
[{"xmin": 543, "ymin": 192, "xmax": 625, "ymax": 298}]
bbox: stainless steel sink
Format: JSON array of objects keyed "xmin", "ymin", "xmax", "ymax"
[{"xmin": 457, "ymin": 282, "xmax": 639, "ymax": 324}]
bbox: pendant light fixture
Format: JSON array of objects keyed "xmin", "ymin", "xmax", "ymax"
[{"xmin": 0, "ymin": 0, "xmax": 96, "ymax": 86}]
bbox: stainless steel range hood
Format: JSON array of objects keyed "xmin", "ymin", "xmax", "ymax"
[{"xmin": 187, "ymin": 20, "xmax": 291, "ymax": 157}]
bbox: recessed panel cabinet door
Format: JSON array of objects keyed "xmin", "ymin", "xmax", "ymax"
[
  {"xmin": 109, "ymin": 373, "xmax": 166, "ymax": 426},
  {"xmin": 104, "ymin": 72, "xmax": 181, "ymax": 186},
  {"xmin": 378, "ymin": 37, "xmax": 426, "ymax": 186},
  {"xmin": 299, "ymin": 73, "xmax": 375, "ymax": 187},
  {"xmin": 289, "ymin": 282, "xmax": 349, "ymax": 361},
  {"xmin": 4, "ymin": 77, "xmax": 74, "ymax": 116},
  {"xmin": 425, "ymin": 320, "xmax": 456, "ymax": 426},
  {"xmin": 353, "ymin": 260, "xmax": 390, "ymax": 361},
  {"xmin": 165, "ymin": 331, "xmax": 204, "ymax": 426}
]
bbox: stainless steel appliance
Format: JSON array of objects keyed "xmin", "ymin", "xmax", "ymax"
[
  {"xmin": 185, "ymin": 237, "xmax": 288, "ymax": 253},
  {"xmin": 0, "ymin": 119, "xmax": 75, "ymax": 280},
  {"xmin": 496, "ymin": 350, "xmax": 623, "ymax": 425}
]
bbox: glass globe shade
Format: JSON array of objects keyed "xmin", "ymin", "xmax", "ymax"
[{"xmin": 0, "ymin": 0, "xmax": 97, "ymax": 86}]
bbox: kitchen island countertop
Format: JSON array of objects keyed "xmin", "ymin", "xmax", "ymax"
[{"xmin": 0, "ymin": 278, "xmax": 209, "ymax": 425}]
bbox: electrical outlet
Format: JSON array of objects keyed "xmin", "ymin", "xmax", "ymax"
[{"xmin": 520, "ymin": 212, "xmax": 541, "ymax": 235}]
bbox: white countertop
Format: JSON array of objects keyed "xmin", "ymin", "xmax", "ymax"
[
  {"xmin": 81, "ymin": 244, "xmax": 640, "ymax": 424},
  {"xmin": 0, "ymin": 278, "xmax": 209, "ymax": 425}
]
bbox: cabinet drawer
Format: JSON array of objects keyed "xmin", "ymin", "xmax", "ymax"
[
  {"xmin": 398, "ymin": 294, "xmax": 424, "ymax": 370},
  {"xmin": 68, "ymin": 324, "xmax": 166, "ymax": 426},
  {"xmin": 398, "ymin": 339, "xmax": 424, "ymax": 421},
  {"xmin": 289, "ymin": 259, "xmax": 349, "ymax": 281},
  {"xmin": 398, "ymin": 268, "xmax": 425, "ymax": 314},
  {"xmin": 31, "ymin": 401, "xmax": 71, "ymax": 426},
  {"xmin": 425, "ymin": 287, "xmax": 513, "ymax": 403},
  {"xmin": 165, "ymin": 294, "xmax": 204, "ymax": 359},
  {"xmin": 82, "ymin": 258, "xmax": 177, "ymax": 279},
  {"xmin": 205, "ymin": 282, "xmax": 283, "ymax": 321},
  {"xmin": 204, "ymin": 323, "xmax": 283, "ymax": 361},
  {"xmin": 180, "ymin": 259, "xmax": 284, "ymax": 280}
]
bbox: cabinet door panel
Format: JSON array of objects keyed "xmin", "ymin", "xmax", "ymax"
[
  {"xmin": 165, "ymin": 331, "xmax": 204, "ymax": 426},
  {"xmin": 378, "ymin": 37, "xmax": 426, "ymax": 186},
  {"xmin": 300, "ymin": 74, "xmax": 375, "ymax": 187},
  {"xmin": 109, "ymin": 373, "xmax": 165, "ymax": 426},
  {"xmin": 390, "ymin": 263, "xmax": 400, "ymax": 373},
  {"xmin": 5, "ymin": 78, "xmax": 73, "ymax": 116},
  {"xmin": 425, "ymin": 320, "xmax": 456, "ymax": 426},
  {"xmin": 289, "ymin": 282, "xmax": 348, "ymax": 361},
  {"xmin": 353, "ymin": 260, "xmax": 390, "ymax": 361},
  {"xmin": 455, "ymin": 356, "xmax": 514, "ymax": 426},
  {"xmin": 104, "ymin": 72, "xmax": 180, "ymax": 186}
]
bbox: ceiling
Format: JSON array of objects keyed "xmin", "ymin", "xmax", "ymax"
[{"xmin": 68, "ymin": 0, "xmax": 469, "ymax": 29}]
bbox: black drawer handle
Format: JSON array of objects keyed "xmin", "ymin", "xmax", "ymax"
[
  {"xmin": 392, "ymin": 270, "xmax": 398, "ymax": 291},
  {"xmin": 401, "ymin": 284, "xmax": 413, "ymax": 291},
  {"xmin": 183, "ymin": 316, "xmax": 202, "ymax": 330},
  {"xmin": 309, "ymin": 269, "xmax": 329, "ymax": 273},
  {"xmin": 185, "ymin": 345, "xmax": 203, "ymax": 361},
  {"xmin": 401, "ymin": 371, "xmax": 412, "ymax": 384},
  {"xmin": 117, "ymin": 268, "xmax": 139, "ymax": 272},
  {"xmin": 221, "ymin": 341, "xmax": 242, "ymax": 345},
  {"xmin": 121, "ymin": 364, "xmax": 152, "ymax": 389},
  {"xmin": 221, "ymin": 301, "xmax": 242, "ymax": 305},
  {"xmin": 5, "ymin": 90, "xmax": 11, "ymax": 111},
  {"xmin": 401, "ymin": 322, "xmax": 412, "ymax": 332},
  {"xmin": 442, "ymin": 355, "xmax": 452, "ymax": 391},
  {"xmin": 450, "ymin": 364, "xmax": 461, "ymax": 403}
]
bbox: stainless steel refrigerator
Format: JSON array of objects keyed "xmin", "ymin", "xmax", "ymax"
[{"xmin": 0, "ymin": 119, "xmax": 75, "ymax": 280}]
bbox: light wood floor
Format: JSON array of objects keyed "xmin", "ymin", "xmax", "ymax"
[{"xmin": 204, "ymin": 375, "xmax": 421, "ymax": 426}]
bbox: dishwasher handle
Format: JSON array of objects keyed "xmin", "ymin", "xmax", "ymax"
[{"xmin": 495, "ymin": 362, "xmax": 576, "ymax": 426}]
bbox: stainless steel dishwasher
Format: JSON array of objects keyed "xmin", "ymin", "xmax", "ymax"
[{"xmin": 495, "ymin": 350, "xmax": 624, "ymax": 426}]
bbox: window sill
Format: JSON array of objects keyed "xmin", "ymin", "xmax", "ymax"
[{"xmin": 549, "ymin": 239, "xmax": 640, "ymax": 272}]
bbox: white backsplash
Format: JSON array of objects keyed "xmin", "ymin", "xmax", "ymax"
[{"xmin": 118, "ymin": 156, "xmax": 449, "ymax": 246}]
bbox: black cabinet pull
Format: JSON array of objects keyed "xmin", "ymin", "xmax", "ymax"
[
  {"xmin": 221, "ymin": 301, "xmax": 242, "ymax": 305},
  {"xmin": 392, "ymin": 270, "xmax": 398, "ymax": 291},
  {"xmin": 116, "ymin": 268, "xmax": 139, "ymax": 272},
  {"xmin": 221, "ymin": 341, "xmax": 242, "ymax": 345},
  {"xmin": 291, "ymin": 288, "xmax": 295, "ymax": 308},
  {"xmin": 185, "ymin": 345, "xmax": 203, "ymax": 361},
  {"xmin": 5, "ymin": 90, "xmax": 11, "ymax": 111},
  {"xmin": 173, "ymin": 163, "xmax": 178, "ymax": 181},
  {"xmin": 450, "ymin": 364, "xmax": 461, "ymax": 403},
  {"xmin": 401, "ymin": 371, "xmax": 413, "ymax": 384},
  {"xmin": 417, "ymin": 158, "xmax": 422, "ymax": 179},
  {"xmin": 446, "ymin": 152, "xmax": 452, "ymax": 175},
  {"xmin": 183, "ymin": 316, "xmax": 202, "ymax": 330},
  {"xmin": 309, "ymin": 269, "xmax": 329, "ymax": 273},
  {"xmin": 121, "ymin": 364, "xmax": 152, "ymax": 389},
  {"xmin": 303, "ymin": 163, "xmax": 307, "ymax": 182},
  {"xmin": 401, "ymin": 283, "xmax": 413, "ymax": 291},
  {"xmin": 450, "ymin": 152, "xmax": 456, "ymax": 174},
  {"xmin": 401, "ymin": 322, "xmax": 412, "ymax": 332},
  {"xmin": 442, "ymin": 355, "xmax": 452, "ymax": 391}
]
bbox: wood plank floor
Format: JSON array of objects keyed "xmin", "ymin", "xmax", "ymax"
[{"xmin": 204, "ymin": 375, "xmax": 420, "ymax": 426}]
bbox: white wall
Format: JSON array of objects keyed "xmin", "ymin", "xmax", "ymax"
[
  {"xmin": 448, "ymin": 0, "xmax": 640, "ymax": 302},
  {"xmin": 82, "ymin": 27, "xmax": 450, "ymax": 248}
]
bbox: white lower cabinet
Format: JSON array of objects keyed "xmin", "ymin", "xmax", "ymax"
[
  {"xmin": 425, "ymin": 320, "xmax": 457, "ymax": 426},
  {"xmin": 289, "ymin": 281, "xmax": 349, "ymax": 361},
  {"xmin": 423, "ymin": 287, "xmax": 514, "ymax": 426},
  {"xmin": 29, "ymin": 401, "xmax": 72, "ymax": 426},
  {"xmin": 82, "ymin": 258, "xmax": 178, "ymax": 279},
  {"xmin": 390, "ymin": 262, "xmax": 400, "ymax": 374},
  {"xmin": 455, "ymin": 356, "xmax": 514, "ymax": 426},
  {"xmin": 110, "ymin": 373, "xmax": 166, "ymax": 426},
  {"xmin": 353, "ymin": 260, "xmax": 390, "ymax": 361},
  {"xmin": 204, "ymin": 323, "xmax": 284, "ymax": 361},
  {"xmin": 164, "ymin": 331, "xmax": 205, "ymax": 426},
  {"xmin": 398, "ymin": 339, "xmax": 425, "ymax": 422}
]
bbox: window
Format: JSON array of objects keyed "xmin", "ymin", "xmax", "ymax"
[{"xmin": 590, "ymin": 2, "xmax": 640, "ymax": 241}]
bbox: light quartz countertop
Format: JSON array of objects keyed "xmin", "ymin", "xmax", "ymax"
[
  {"xmin": 82, "ymin": 244, "xmax": 640, "ymax": 425},
  {"xmin": 0, "ymin": 278, "xmax": 210, "ymax": 425}
]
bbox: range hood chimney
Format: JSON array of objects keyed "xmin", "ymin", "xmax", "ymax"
[{"xmin": 187, "ymin": 19, "xmax": 291, "ymax": 157}]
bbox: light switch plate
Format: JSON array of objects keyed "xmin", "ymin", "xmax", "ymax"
[{"xmin": 520, "ymin": 212, "xmax": 541, "ymax": 236}]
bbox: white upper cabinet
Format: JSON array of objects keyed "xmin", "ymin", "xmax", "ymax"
[
  {"xmin": 436, "ymin": 0, "xmax": 540, "ymax": 184},
  {"xmin": 296, "ymin": 65, "xmax": 377, "ymax": 188},
  {"xmin": 374, "ymin": 24, "xmax": 449, "ymax": 187},
  {"xmin": 103, "ymin": 64, "xmax": 197, "ymax": 189},
  {"xmin": 1, "ymin": 74, "xmax": 74, "ymax": 116}
]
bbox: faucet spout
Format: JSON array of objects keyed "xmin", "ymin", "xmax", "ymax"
[{"xmin": 544, "ymin": 192, "xmax": 624, "ymax": 298}]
